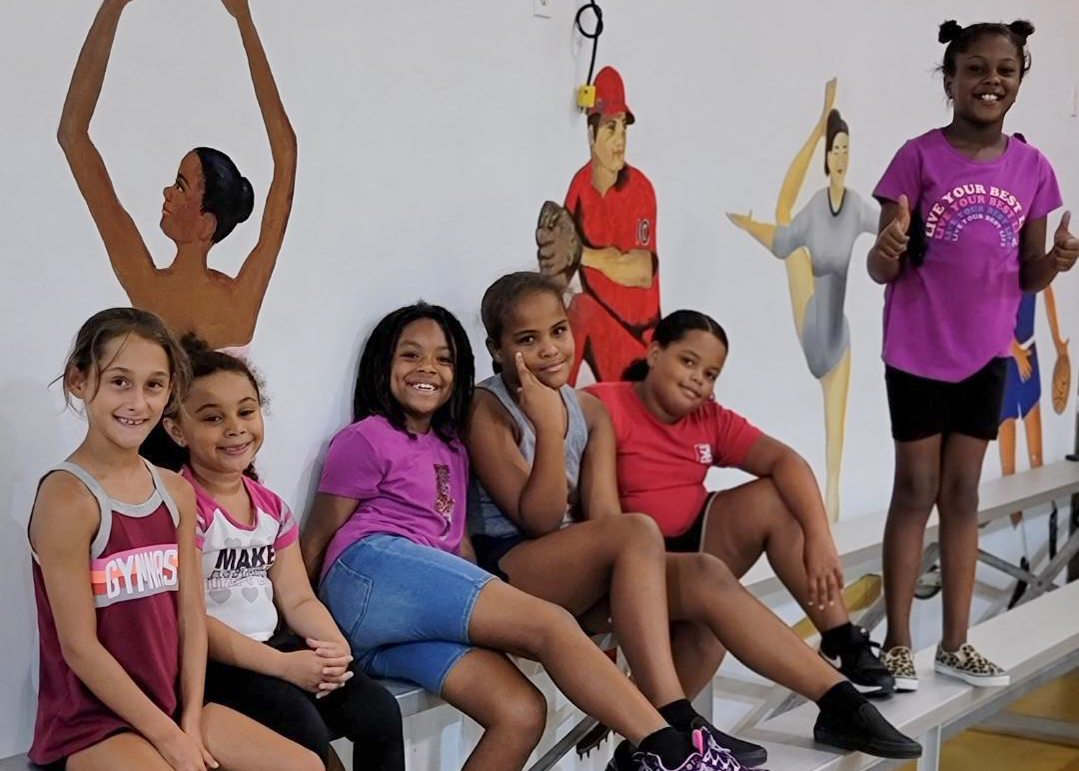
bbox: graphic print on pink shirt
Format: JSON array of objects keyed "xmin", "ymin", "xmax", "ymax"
[
  {"xmin": 433, "ymin": 463, "xmax": 455, "ymax": 524},
  {"xmin": 923, "ymin": 182, "xmax": 1026, "ymax": 247}
]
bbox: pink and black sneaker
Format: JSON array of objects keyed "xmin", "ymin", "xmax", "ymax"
[{"xmin": 628, "ymin": 729, "xmax": 762, "ymax": 771}]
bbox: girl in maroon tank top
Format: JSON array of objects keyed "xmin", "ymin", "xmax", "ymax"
[{"xmin": 29, "ymin": 308, "xmax": 320, "ymax": 771}]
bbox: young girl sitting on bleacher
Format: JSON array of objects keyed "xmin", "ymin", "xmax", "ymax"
[
  {"xmin": 142, "ymin": 335, "xmax": 405, "ymax": 770},
  {"xmin": 29, "ymin": 309, "xmax": 320, "ymax": 771},
  {"xmin": 466, "ymin": 273, "xmax": 921, "ymax": 767},
  {"xmin": 587, "ymin": 309, "xmax": 894, "ymax": 698},
  {"xmin": 300, "ymin": 302, "xmax": 744, "ymax": 771}
]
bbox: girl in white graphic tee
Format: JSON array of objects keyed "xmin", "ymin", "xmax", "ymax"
[{"xmin": 142, "ymin": 335, "xmax": 404, "ymax": 770}]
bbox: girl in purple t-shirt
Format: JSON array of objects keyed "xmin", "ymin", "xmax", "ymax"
[
  {"xmin": 300, "ymin": 303, "xmax": 743, "ymax": 771},
  {"xmin": 868, "ymin": 20, "xmax": 1079, "ymax": 692}
]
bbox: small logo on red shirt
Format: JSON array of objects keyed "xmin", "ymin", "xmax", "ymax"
[
  {"xmin": 694, "ymin": 444, "xmax": 713, "ymax": 465},
  {"xmin": 637, "ymin": 218, "xmax": 651, "ymax": 247}
]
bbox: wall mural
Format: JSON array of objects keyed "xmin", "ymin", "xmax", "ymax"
[
  {"xmin": 536, "ymin": 66, "xmax": 660, "ymax": 385},
  {"xmin": 998, "ymin": 287, "xmax": 1070, "ymax": 519},
  {"xmin": 727, "ymin": 79, "xmax": 875, "ymax": 523},
  {"xmin": 59, "ymin": 0, "xmax": 295, "ymax": 351}
]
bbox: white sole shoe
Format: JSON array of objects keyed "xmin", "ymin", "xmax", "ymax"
[
  {"xmin": 934, "ymin": 662, "xmax": 1010, "ymax": 687},
  {"xmin": 892, "ymin": 676, "xmax": 919, "ymax": 692}
]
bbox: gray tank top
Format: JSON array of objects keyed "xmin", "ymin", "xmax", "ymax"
[{"xmin": 469, "ymin": 374, "xmax": 590, "ymax": 539}]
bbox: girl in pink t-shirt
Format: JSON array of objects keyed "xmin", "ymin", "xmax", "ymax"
[
  {"xmin": 142, "ymin": 336, "xmax": 404, "ymax": 771},
  {"xmin": 591, "ymin": 309, "xmax": 893, "ymax": 699},
  {"xmin": 29, "ymin": 308, "xmax": 318, "ymax": 771},
  {"xmin": 468, "ymin": 273, "xmax": 920, "ymax": 765},
  {"xmin": 869, "ymin": 20, "xmax": 1078, "ymax": 691},
  {"xmin": 300, "ymin": 302, "xmax": 739, "ymax": 771}
]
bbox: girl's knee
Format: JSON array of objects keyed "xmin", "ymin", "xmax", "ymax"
[
  {"xmin": 938, "ymin": 476, "xmax": 979, "ymax": 515},
  {"xmin": 533, "ymin": 601, "xmax": 581, "ymax": 646},
  {"xmin": 498, "ymin": 681, "xmax": 548, "ymax": 741},
  {"xmin": 688, "ymin": 553, "xmax": 738, "ymax": 590},
  {"xmin": 893, "ymin": 467, "xmax": 940, "ymax": 511},
  {"xmin": 344, "ymin": 678, "xmax": 405, "ymax": 744},
  {"xmin": 614, "ymin": 512, "xmax": 664, "ymax": 550}
]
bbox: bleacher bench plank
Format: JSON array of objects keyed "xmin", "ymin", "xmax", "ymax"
[{"xmin": 744, "ymin": 578, "xmax": 1079, "ymax": 770}]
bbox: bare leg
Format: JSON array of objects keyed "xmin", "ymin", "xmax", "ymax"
[
  {"xmin": 441, "ymin": 649, "xmax": 548, "ymax": 771},
  {"xmin": 499, "ymin": 513, "xmax": 684, "ymax": 706},
  {"xmin": 821, "ymin": 348, "xmax": 852, "ymax": 523},
  {"xmin": 701, "ymin": 478, "xmax": 848, "ymax": 632},
  {"xmin": 468, "ymin": 579, "xmax": 668, "ymax": 745},
  {"xmin": 664, "ymin": 553, "xmax": 842, "ymax": 700},
  {"xmin": 202, "ymin": 702, "xmax": 323, "ymax": 771},
  {"xmin": 999, "ymin": 417, "xmax": 1020, "ymax": 525},
  {"xmin": 882, "ymin": 436, "xmax": 942, "ymax": 651},
  {"xmin": 669, "ymin": 620, "xmax": 726, "ymax": 699},
  {"xmin": 67, "ymin": 733, "xmax": 173, "ymax": 771},
  {"xmin": 937, "ymin": 434, "xmax": 991, "ymax": 651}
]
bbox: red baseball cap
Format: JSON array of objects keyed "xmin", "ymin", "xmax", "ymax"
[{"xmin": 589, "ymin": 66, "xmax": 635, "ymax": 124}]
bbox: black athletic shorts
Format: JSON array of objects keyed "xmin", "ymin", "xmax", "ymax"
[{"xmin": 884, "ymin": 358, "xmax": 1007, "ymax": 442}]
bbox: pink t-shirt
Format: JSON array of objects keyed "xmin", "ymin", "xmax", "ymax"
[
  {"xmin": 586, "ymin": 382, "xmax": 762, "ymax": 537},
  {"xmin": 873, "ymin": 129, "xmax": 1061, "ymax": 382},
  {"xmin": 318, "ymin": 416, "xmax": 468, "ymax": 580},
  {"xmin": 184, "ymin": 467, "xmax": 298, "ymax": 642}
]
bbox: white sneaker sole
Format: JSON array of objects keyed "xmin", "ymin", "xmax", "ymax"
[
  {"xmin": 892, "ymin": 675, "xmax": 919, "ymax": 692},
  {"xmin": 818, "ymin": 652, "xmax": 891, "ymax": 695},
  {"xmin": 934, "ymin": 662, "xmax": 1010, "ymax": 687}
]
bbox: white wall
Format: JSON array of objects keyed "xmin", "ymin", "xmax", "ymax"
[{"xmin": 2, "ymin": 0, "xmax": 1079, "ymax": 760}]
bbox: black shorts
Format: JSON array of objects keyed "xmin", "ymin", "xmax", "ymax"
[
  {"xmin": 471, "ymin": 534, "xmax": 526, "ymax": 581},
  {"xmin": 885, "ymin": 358, "xmax": 1007, "ymax": 442},
  {"xmin": 663, "ymin": 492, "xmax": 718, "ymax": 553}
]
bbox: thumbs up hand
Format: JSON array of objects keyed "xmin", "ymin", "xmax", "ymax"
[
  {"xmin": 1053, "ymin": 210, "xmax": 1079, "ymax": 272},
  {"xmin": 874, "ymin": 194, "xmax": 911, "ymax": 261}
]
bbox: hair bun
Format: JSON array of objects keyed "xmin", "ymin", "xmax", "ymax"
[
  {"xmin": 237, "ymin": 177, "xmax": 254, "ymax": 224},
  {"xmin": 180, "ymin": 332, "xmax": 212, "ymax": 357},
  {"xmin": 938, "ymin": 20, "xmax": 964, "ymax": 44},
  {"xmin": 1007, "ymin": 19, "xmax": 1034, "ymax": 41}
]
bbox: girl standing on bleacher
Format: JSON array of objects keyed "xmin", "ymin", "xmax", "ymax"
[
  {"xmin": 28, "ymin": 309, "xmax": 319, "ymax": 771},
  {"xmin": 141, "ymin": 335, "xmax": 405, "ymax": 771},
  {"xmin": 870, "ymin": 20, "xmax": 1077, "ymax": 691}
]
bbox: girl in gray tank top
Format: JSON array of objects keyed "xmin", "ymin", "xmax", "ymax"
[
  {"xmin": 469, "ymin": 373, "xmax": 588, "ymax": 541},
  {"xmin": 465, "ymin": 272, "xmax": 922, "ymax": 765}
]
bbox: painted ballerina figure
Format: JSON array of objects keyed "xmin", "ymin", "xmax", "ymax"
[
  {"xmin": 728, "ymin": 79, "xmax": 877, "ymax": 522},
  {"xmin": 59, "ymin": 0, "xmax": 296, "ymax": 350}
]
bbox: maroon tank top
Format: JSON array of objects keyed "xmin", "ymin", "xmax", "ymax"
[{"xmin": 29, "ymin": 461, "xmax": 181, "ymax": 765}]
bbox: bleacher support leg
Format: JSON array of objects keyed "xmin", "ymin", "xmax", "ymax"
[{"xmin": 916, "ymin": 725, "xmax": 941, "ymax": 771}]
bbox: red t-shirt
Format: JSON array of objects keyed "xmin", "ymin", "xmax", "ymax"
[
  {"xmin": 565, "ymin": 163, "xmax": 661, "ymax": 330},
  {"xmin": 587, "ymin": 381, "xmax": 762, "ymax": 536}
]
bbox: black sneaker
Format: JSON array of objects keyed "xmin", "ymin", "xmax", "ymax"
[
  {"xmin": 820, "ymin": 625, "xmax": 895, "ymax": 697},
  {"xmin": 814, "ymin": 701, "xmax": 922, "ymax": 759},
  {"xmin": 688, "ymin": 716, "xmax": 768, "ymax": 768},
  {"xmin": 605, "ymin": 739, "xmax": 636, "ymax": 771}
]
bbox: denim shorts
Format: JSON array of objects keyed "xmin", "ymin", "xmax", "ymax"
[{"xmin": 318, "ymin": 534, "xmax": 496, "ymax": 694}]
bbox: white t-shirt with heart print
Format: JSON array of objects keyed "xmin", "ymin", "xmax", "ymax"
[{"xmin": 183, "ymin": 467, "xmax": 298, "ymax": 642}]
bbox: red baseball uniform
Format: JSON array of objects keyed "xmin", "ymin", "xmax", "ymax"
[{"xmin": 564, "ymin": 162, "xmax": 661, "ymax": 383}]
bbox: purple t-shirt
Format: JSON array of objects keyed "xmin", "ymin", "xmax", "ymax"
[
  {"xmin": 873, "ymin": 129, "xmax": 1061, "ymax": 382},
  {"xmin": 318, "ymin": 415, "xmax": 468, "ymax": 580}
]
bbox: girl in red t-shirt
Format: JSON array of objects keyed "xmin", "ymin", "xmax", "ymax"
[
  {"xmin": 467, "ymin": 273, "xmax": 920, "ymax": 765},
  {"xmin": 599, "ymin": 310, "xmax": 893, "ymax": 698},
  {"xmin": 29, "ymin": 308, "xmax": 320, "ymax": 771}
]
